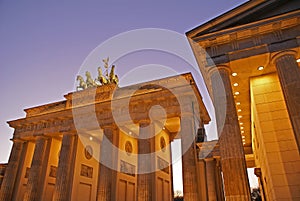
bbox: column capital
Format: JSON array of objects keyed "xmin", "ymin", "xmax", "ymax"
[
  {"xmin": 34, "ymin": 135, "xmax": 49, "ymax": 140},
  {"xmin": 204, "ymin": 157, "xmax": 215, "ymax": 162},
  {"xmin": 60, "ymin": 131, "xmax": 77, "ymax": 136},
  {"xmin": 207, "ymin": 65, "xmax": 231, "ymax": 77},
  {"xmin": 271, "ymin": 49, "xmax": 298, "ymax": 64},
  {"xmin": 138, "ymin": 119, "xmax": 152, "ymax": 128},
  {"xmin": 100, "ymin": 123, "xmax": 118, "ymax": 130},
  {"xmin": 10, "ymin": 137, "xmax": 25, "ymax": 143},
  {"xmin": 254, "ymin": 168, "xmax": 262, "ymax": 178}
]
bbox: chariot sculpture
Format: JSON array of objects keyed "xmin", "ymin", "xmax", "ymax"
[{"xmin": 76, "ymin": 57, "xmax": 119, "ymax": 91}]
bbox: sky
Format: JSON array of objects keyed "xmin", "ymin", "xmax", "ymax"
[{"xmin": 0, "ymin": 0, "xmax": 255, "ymax": 193}]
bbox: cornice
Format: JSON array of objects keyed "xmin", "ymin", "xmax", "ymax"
[
  {"xmin": 190, "ymin": 9, "xmax": 300, "ymax": 44},
  {"xmin": 186, "ymin": 0, "xmax": 269, "ymax": 38}
]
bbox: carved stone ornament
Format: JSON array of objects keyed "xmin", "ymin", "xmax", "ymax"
[
  {"xmin": 84, "ymin": 145, "xmax": 93, "ymax": 160},
  {"xmin": 160, "ymin": 136, "xmax": 166, "ymax": 152},
  {"xmin": 80, "ymin": 164, "xmax": 93, "ymax": 178},
  {"xmin": 125, "ymin": 141, "xmax": 133, "ymax": 155}
]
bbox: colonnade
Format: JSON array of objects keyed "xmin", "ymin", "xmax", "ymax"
[{"xmin": 0, "ymin": 119, "xmax": 176, "ymax": 201}]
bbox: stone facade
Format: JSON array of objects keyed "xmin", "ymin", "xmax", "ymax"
[
  {"xmin": 187, "ymin": 0, "xmax": 300, "ymax": 200},
  {"xmin": 0, "ymin": 73, "xmax": 211, "ymax": 201},
  {"xmin": 0, "ymin": 164, "xmax": 7, "ymax": 189}
]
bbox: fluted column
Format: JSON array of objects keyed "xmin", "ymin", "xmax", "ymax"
[
  {"xmin": 52, "ymin": 133, "xmax": 77, "ymax": 201},
  {"xmin": 136, "ymin": 120, "xmax": 153, "ymax": 201},
  {"xmin": 210, "ymin": 67, "xmax": 251, "ymax": 201},
  {"xmin": 273, "ymin": 51, "xmax": 300, "ymax": 152},
  {"xmin": 23, "ymin": 136, "xmax": 49, "ymax": 201},
  {"xmin": 205, "ymin": 158, "xmax": 217, "ymax": 201},
  {"xmin": 0, "ymin": 139, "xmax": 24, "ymax": 201},
  {"xmin": 97, "ymin": 125, "xmax": 117, "ymax": 201},
  {"xmin": 181, "ymin": 116, "xmax": 200, "ymax": 201}
]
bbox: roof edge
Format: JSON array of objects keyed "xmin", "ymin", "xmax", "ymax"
[{"xmin": 186, "ymin": 0, "xmax": 276, "ymax": 38}]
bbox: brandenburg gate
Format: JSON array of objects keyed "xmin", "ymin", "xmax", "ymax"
[{"xmin": 0, "ymin": 71, "xmax": 219, "ymax": 201}]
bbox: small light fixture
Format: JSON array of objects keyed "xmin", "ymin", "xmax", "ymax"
[
  {"xmin": 240, "ymin": 122, "xmax": 243, "ymax": 125},
  {"xmin": 233, "ymin": 83, "xmax": 238, "ymax": 87},
  {"xmin": 257, "ymin": 66, "xmax": 264, "ymax": 71},
  {"xmin": 241, "ymin": 126, "xmax": 244, "ymax": 130},
  {"xmin": 242, "ymin": 135, "xmax": 245, "ymax": 138},
  {"xmin": 163, "ymin": 127, "xmax": 165, "ymax": 130},
  {"xmin": 235, "ymin": 92, "xmax": 240, "ymax": 95},
  {"xmin": 89, "ymin": 136, "xmax": 93, "ymax": 141},
  {"xmin": 238, "ymin": 115, "xmax": 243, "ymax": 119},
  {"xmin": 296, "ymin": 58, "xmax": 300, "ymax": 63},
  {"xmin": 232, "ymin": 72, "xmax": 238, "ymax": 76},
  {"xmin": 237, "ymin": 109, "xmax": 242, "ymax": 112},
  {"xmin": 241, "ymin": 130, "xmax": 245, "ymax": 134},
  {"xmin": 243, "ymin": 142, "xmax": 246, "ymax": 145},
  {"xmin": 236, "ymin": 102, "xmax": 241, "ymax": 105},
  {"xmin": 129, "ymin": 131, "xmax": 132, "ymax": 135}
]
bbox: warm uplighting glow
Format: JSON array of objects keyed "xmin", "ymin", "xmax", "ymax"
[
  {"xmin": 236, "ymin": 102, "xmax": 241, "ymax": 105},
  {"xmin": 89, "ymin": 136, "xmax": 93, "ymax": 141},
  {"xmin": 297, "ymin": 58, "xmax": 300, "ymax": 63},
  {"xmin": 234, "ymin": 91, "xmax": 240, "ymax": 95},
  {"xmin": 232, "ymin": 72, "xmax": 238, "ymax": 76},
  {"xmin": 163, "ymin": 127, "xmax": 165, "ymax": 130},
  {"xmin": 237, "ymin": 109, "xmax": 242, "ymax": 112},
  {"xmin": 257, "ymin": 66, "xmax": 264, "ymax": 71},
  {"xmin": 129, "ymin": 131, "xmax": 132, "ymax": 135},
  {"xmin": 233, "ymin": 83, "xmax": 238, "ymax": 87}
]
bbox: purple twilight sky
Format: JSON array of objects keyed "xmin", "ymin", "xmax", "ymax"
[{"xmin": 0, "ymin": 0, "xmax": 255, "ymax": 191}]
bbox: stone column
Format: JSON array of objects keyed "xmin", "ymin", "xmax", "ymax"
[
  {"xmin": 52, "ymin": 133, "xmax": 76, "ymax": 201},
  {"xmin": 254, "ymin": 168, "xmax": 266, "ymax": 201},
  {"xmin": 205, "ymin": 158, "xmax": 217, "ymax": 201},
  {"xmin": 169, "ymin": 140, "xmax": 174, "ymax": 200},
  {"xmin": 0, "ymin": 139, "xmax": 24, "ymax": 201},
  {"xmin": 180, "ymin": 116, "xmax": 200, "ymax": 201},
  {"xmin": 197, "ymin": 159, "xmax": 208, "ymax": 201},
  {"xmin": 23, "ymin": 136, "xmax": 49, "ymax": 201},
  {"xmin": 97, "ymin": 125, "xmax": 117, "ymax": 201},
  {"xmin": 273, "ymin": 51, "xmax": 300, "ymax": 152},
  {"xmin": 136, "ymin": 120, "xmax": 153, "ymax": 201},
  {"xmin": 215, "ymin": 158, "xmax": 225, "ymax": 201},
  {"xmin": 210, "ymin": 67, "xmax": 251, "ymax": 201}
]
